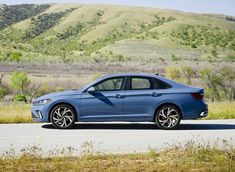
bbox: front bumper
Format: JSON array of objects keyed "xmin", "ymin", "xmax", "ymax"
[{"xmin": 31, "ymin": 104, "xmax": 50, "ymax": 122}]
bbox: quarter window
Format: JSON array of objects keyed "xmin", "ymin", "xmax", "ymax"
[
  {"xmin": 155, "ymin": 78, "xmax": 171, "ymax": 89},
  {"xmin": 95, "ymin": 77, "xmax": 124, "ymax": 91},
  {"xmin": 131, "ymin": 77, "xmax": 154, "ymax": 90}
]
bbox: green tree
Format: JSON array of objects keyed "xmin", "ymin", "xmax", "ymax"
[
  {"xmin": 10, "ymin": 71, "xmax": 30, "ymax": 95},
  {"xmin": 182, "ymin": 66, "xmax": 196, "ymax": 85}
]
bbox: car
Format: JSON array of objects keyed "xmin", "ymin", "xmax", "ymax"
[{"xmin": 32, "ymin": 73, "xmax": 208, "ymax": 129}]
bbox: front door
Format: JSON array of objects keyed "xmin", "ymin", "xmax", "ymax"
[{"xmin": 80, "ymin": 77, "xmax": 125, "ymax": 121}]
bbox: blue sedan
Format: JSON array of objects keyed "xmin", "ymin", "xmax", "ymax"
[{"xmin": 32, "ymin": 73, "xmax": 208, "ymax": 129}]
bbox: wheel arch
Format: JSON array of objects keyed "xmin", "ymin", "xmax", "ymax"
[
  {"xmin": 153, "ymin": 102, "xmax": 183, "ymax": 121},
  {"xmin": 48, "ymin": 102, "xmax": 78, "ymax": 122}
]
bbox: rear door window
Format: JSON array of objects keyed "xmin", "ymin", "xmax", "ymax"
[{"xmin": 131, "ymin": 77, "xmax": 154, "ymax": 90}]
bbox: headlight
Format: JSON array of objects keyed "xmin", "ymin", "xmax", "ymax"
[{"xmin": 33, "ymin": 99, "xmax": 51, "ymax": 106}]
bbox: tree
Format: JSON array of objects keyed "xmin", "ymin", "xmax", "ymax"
[
  {"xmin": 10, "ymin": 71, "xmax": 30, "ymax": 95},
  {"xmin": 220, "ymin": 66, "xmax": 235, "ymax": 100},
  {"xmin": 200, "ymin": 69, "xmax": 223, "ymax": 101},
  {"xmin": 182, "ymin": 66, "xmax": 196, "ymax": 85}
]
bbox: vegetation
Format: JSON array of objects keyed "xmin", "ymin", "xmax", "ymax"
[
  {"xmin": 171, "ymin": 25, "xmax": 235, "ymax": 51},
  {"xmin": 206, "ymin": 102, "xmax": 235, "ymax": 119},
  {"xmin": 0, "ymin": 4, "xmax": 50, "ymax": 29},
  {"xmin": 165, "ymin": 65, "xmax": 235, "ymax": 102},
  {"xmin": 0, "ymin": 140, "xmax": 234, "ymax": 171},
  {"xmin": 1, "ymin": 4, "xmax": 235, "ymax": 63},
  {"xmin": 23, "ymin": 9, "xmax": 75, "ymax": 40},
  {"xmin": 9, "ymin": 71, "xmax": 30, "ymax": 96},
  {"xmin": 0, "ymin": 103, "xmax": 32, "ymax": 123}
]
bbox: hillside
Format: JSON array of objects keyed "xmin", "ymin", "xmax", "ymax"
[{"xmin": 0, "ymin": 3, "xmax": 235, "ymax": 64}]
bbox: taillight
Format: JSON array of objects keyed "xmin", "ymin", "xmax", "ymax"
[{"xmin": 191, "ymin": 93, "xmax": 204, "ymax": 99}]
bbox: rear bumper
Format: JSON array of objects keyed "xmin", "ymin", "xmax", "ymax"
[
  {"xmin": 182, "ymin": 102, "xmax": 208, "ymax": 119},
  {"xmin": 199, "ymin": 109, "xmax": 208, "ymax": 117}
]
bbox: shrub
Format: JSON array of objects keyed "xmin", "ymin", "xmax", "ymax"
[
  {"xmin": 55, "ymin": 86, "xmax": 63, "ymax": 92},
  {"xmin": 9, "ymin": 52, "xmax": 22, "ymax": 62},
  {"xmin": 226, "ymin": 54, "xmax": 235, "ymax": 62},
  {"xmin": 92, "ymin": 72, "xmax": 102, "ymax": 81},
  {"xmin": 165, "ymin": 66, "xmax": 182, "ymax": 82},
  {"xmin": 0, "ymin": 86, "xmax": 6, "ymax": 99},
  {"xmin": 14, "ymin": 94, "xmax": 27, "ymax": 102},
  {"xmin": 36, "ymin": 84, "xmax": 52, "ymax": 97}
]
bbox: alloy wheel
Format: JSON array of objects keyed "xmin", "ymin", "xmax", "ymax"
[
  {"xmin": 155, "ymin": 106, "xmax": 181, "ymax": 129},
  {"xmin": 51, "ymin": 105, "xmax": 75, "ymax": 129}
]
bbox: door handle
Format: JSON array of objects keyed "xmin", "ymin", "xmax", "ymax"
[
  {"xmin": 152, "ymin": 92, "xmax": 161, "ymax": 97},
  {"xmin": 115, "ymin": 94, "xmax": 125, "ymax": 98}
]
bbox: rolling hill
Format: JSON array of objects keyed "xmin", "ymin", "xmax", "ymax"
[{"xmin": 0, "ymin": 3, "xmax": 235, "ymax": 63}]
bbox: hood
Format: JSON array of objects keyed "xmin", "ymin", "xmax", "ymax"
[{"xmin": 36, "ymin": 90, "xmax": 82, "ymax": 100}]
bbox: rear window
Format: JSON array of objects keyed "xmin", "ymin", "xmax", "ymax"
[{"xmin": 154, "ymin": 78, "xmax": 171, "ymax": 89}]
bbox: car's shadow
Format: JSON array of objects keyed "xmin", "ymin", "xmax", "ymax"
[{"xmin": 41, "ymin": 123, "xmax": 235, "ymax": 130}]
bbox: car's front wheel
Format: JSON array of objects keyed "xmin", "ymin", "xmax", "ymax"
[
  {"xmin": 50, "ymin": 104, "xmax": 76, "ymax": 129},
  {"xmin": 155, "ymin": 105, "xmax": 181, "ymax": 130}
]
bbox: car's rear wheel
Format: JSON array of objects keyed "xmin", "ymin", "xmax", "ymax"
[
  {"xmin": 155, "ymin": 105, "xmax": 181, "ymax": 130},
  {"xmin": 50, "ymin": 104, "xmax": 76, "ymax": 129}
]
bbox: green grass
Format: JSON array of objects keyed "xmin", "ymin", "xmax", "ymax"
[
  {"xmin": 0, "ymin": 102, "xmax": 234, "ymax": 124},
  {"xmin": 0, "ymin": 140, "xmax": 234, "ymax": 171}
]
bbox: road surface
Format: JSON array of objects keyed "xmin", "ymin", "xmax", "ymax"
[{"xmin": 0, "ymin": 120, "xmax": 235, "ymax": 155}]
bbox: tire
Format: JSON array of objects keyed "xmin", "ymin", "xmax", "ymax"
[
  {"xmin": 155, "ymin": 105, "xmax": 181, "ymax": 130},
  {"xmin": 50, "ymin": 104, "xmax": 76, "ymax": 129}
]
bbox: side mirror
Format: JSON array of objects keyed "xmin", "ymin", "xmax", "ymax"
[{"xmin": 87, "ymin": 87, "xmax": 96, "ymax": 93}]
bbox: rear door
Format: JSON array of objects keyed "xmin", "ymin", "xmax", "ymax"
[{"xmin": 123, "ymin": 76, "xmax": 162, "ymax": 121}]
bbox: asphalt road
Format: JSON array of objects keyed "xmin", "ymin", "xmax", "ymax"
[{"xmin": 0, "ymin": 120, "xmax": 235, "ymax": 155}]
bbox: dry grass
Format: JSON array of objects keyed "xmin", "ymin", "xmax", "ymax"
[
  {"xmin": 0, "ymin": 140, "xmax": 234, "ymax": 172},
  {"xmin": 0, "ymin": 102, "xmax": 234, "ymax": 124},
  {"xmin": 0, "ymin": 103, "xmax": 32, "ymax": 123},
  {"xmin": 206, "ymin": 101, "xmax": 235, "ymax": 119}
]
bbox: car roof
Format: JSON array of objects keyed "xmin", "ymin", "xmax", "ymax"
[{"xmin": 102, "ymin": 73, "xmax": 158, "ymax": 78}]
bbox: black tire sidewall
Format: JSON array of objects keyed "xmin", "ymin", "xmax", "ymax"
[
  {"xmin": 155, "ymin": 105, "xmax": 181, "ymax": 130},
  {"xmin": 50, "ymin": 104, "xmax": 76, "ymax": 129}
]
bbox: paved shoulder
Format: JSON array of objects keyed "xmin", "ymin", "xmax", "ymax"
[{"xmin": 0, "ymin": 120, "xmax": 235, "ymax": 155}]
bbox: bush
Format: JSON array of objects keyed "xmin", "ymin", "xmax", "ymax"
[
  {"xmin": 0, "ymin": 86, "xmax": 6, "ymax": 99},
  {"xmin": 226, "ymin": 54, "xmax": 235, "ymax": 62},
  {"xmin": 14, "ymin": 94, "xmax": 27, "ymax": 102},
  {"xmin": 36, "ymin": 84, "xmax": 52, "ymax": 97},
  {"xmin": 9, "ymin": 52, "xmax": 22, "ymax": 62},
  {"xmin": 165, "ymin": 66, "xmax": 182, "ymax": 82}
]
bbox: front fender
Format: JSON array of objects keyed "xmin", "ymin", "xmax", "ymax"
[{"xmin": 48, "ymin": 98, "xmax": 80, "ymax": 121}]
